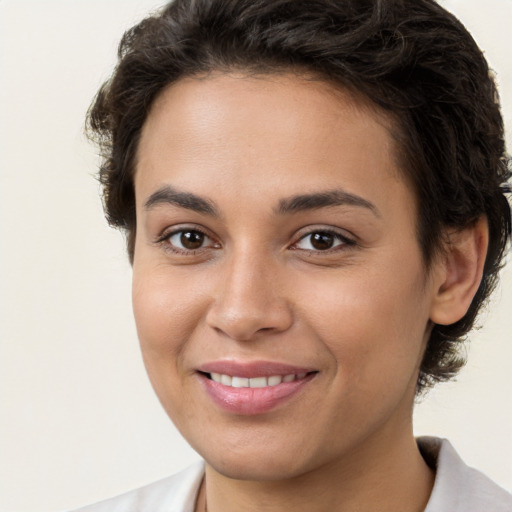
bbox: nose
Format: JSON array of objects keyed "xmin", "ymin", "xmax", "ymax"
[{"xmin": 205, "ymin": 250, "xmax": 293, "ymax": 341}]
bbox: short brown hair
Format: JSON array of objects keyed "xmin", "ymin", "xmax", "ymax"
[{"xmin": 87, "ymin": 0, "xmax": 511, "ymax": 393}]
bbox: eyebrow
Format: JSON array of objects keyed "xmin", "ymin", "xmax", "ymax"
[
  {"xmin": 143, "ymin": 185, "xmax": 379, "ymax": 218},
  {"xmin": 276, "ymin": 189, "xmax": 380, "ymax": 217},
  {"xmin": 144, "ymin": 185, "xmax": 219, "ymax": 216}
]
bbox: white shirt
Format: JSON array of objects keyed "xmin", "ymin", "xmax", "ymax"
[
  {"xmin": 420, "ymin": 437, "xmax": 512, "ymax": 511},
  {"xmin": 70, "ymin": 437, "xmax": 512, "ymax": 512}
]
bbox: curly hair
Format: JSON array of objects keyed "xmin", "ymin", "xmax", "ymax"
[{"xmin": 87, "ymin": 0, "xmax": 511, "ymax": 393}]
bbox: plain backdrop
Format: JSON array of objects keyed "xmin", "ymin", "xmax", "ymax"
[{"xmin": 0, "ymin": 0, "xmax": 511, "ymax": 510}]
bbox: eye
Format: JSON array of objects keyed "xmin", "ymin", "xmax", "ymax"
[
  {"xmin": 293, "ymin": 230, "xmax": 352, "ymax": 251},
  {"xmin": 163, "ymin": 228, "xmax": 217, "ymax": 252},
  {"xmin": 170, "ymin": 230, "xmax": 206, "ymax": 250}
]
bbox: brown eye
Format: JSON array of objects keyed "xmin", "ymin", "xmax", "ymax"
[
  {"xmin": 294, "ymin": 230, "xmax": 351, "ymax": 252},
  {"xmin": 180, "ymin": 230, "xmax": 204, "ymax": 249},
  {"xmin": 310, "ymin": 232, "xmax": 335, "ymax": 250},
  {"xmin": 168, "ymin": 229, "xmax": 212, "ymax": 251}
]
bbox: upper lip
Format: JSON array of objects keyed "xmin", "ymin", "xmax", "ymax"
[{"xmin": 197, "ymin": 360, "xmax": 316, "ymax": 378}]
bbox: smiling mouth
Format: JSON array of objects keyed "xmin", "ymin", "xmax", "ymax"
[
  {"xmin": 203, "ymin": 372, "xmax": 312, "ymax": 388},
  {"xmin": 198, "ymin": 368, "xmax": 318, "ymax": 414}
]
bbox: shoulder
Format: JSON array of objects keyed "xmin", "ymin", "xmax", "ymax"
[
  {"xmin": 420, "ymin": 436, "xmax": 512, "ymax": 512},
  {"xmin": 68, "ymin": 461, "xmax": 204, "ymax": 512}
]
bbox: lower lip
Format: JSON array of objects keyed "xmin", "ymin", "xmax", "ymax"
[{"xmin": 199, "ymin": 373, "xmax": 316, "ymax": 415}]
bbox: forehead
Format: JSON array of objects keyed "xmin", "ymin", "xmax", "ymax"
[
  {"xmin": 139, "ymin": 72, "xmax": 395, "ymax": 156},
  {"xmin": 135, "ymin": 72, "xmax": 413, "ymax": 220}
]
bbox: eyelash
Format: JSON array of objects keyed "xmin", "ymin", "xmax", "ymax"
[
  {"xmin": 291, "ymin": 229, "xmax": 356, "ymax": 253},
  {"xmin": 156, "ymin": 226, "xmax": 218, "ymax": 255},
  {"xmin": 155, "ymin": 227, "xmax": 356, "ymax": 256}
]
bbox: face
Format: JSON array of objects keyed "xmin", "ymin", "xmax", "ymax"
[{"xmin": 133, "ymin": 73, "xmax": 440, "ymax": 481}]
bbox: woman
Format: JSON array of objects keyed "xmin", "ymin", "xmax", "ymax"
[{"xmin": 76, "ymin": 0, "xmax": 512, "ymax": 510}]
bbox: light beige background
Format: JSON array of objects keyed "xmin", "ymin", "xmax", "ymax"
[{"xmin": 0, "ymin": 0, "xmax": 511, "ymax": 510}]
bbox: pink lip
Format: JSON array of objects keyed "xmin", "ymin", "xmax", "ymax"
[
  {"xmin": 198, "ymin": 360, "xmax": 314, "ymax": 378},
  {"xmin": 197, "ymin": 360, "xmax": 317, "ymax": 415}
]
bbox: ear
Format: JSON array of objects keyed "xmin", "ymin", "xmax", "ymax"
[{"xmin": 429, "ymin": 216, "xmax": 489, "ymax": 326}]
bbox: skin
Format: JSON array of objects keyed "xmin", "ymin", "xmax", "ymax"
[{"xmin": 132, "ymin": 73, "xmax": 487, "ymax": 512}]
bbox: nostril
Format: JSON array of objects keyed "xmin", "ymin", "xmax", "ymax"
[{"xmin": 205, "ymin": 293, "xmax": 294, "ymax": 341}]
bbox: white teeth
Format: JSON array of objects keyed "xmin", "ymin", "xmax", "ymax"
[
  {"xmin": 267, "ymin": 375, "xmax": 283, "ymax": 386},
  {"xmin": 249, "ymin": 377, "xmax": 268, "ymax": 388},
  {"xmin": 220, "ymin": 374, "xmax": 232, "ymax": 386},
  {"xmin": 232, "ymin": 376, "xmax": 249, "ymax": 388},
  {"xmin": 209, "ymin": 372, "xmax": 309, "ymax": 388}
]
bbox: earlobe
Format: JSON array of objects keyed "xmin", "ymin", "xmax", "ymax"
[{"xmin": 429, "ymin": 216, "xmax": 489, "ymax": 326}]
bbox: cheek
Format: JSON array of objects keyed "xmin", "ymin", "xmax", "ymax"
[
  {"xmin": 131, "ymin": 264, "xmax": 213, "ymax": 426},
  {"xmin": 295, "ymin": 261, "xmax": 431, "ymax": 383},
  {"xmin": 131, "ymin": 265, "xmax": 206, "ymax": 374}
]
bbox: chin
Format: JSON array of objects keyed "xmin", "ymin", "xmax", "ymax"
[
  {"xmin": 207, "ymin": 455, "xmax": 309, "ymax": 482},
  {"xmin": 195, "ymin": 434, "xmax": 322, "ymax": 482}
]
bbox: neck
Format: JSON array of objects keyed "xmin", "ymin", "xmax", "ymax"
[{"xmin": 197, "ymin": 426, "xmax": 434, "ymax": 512}]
